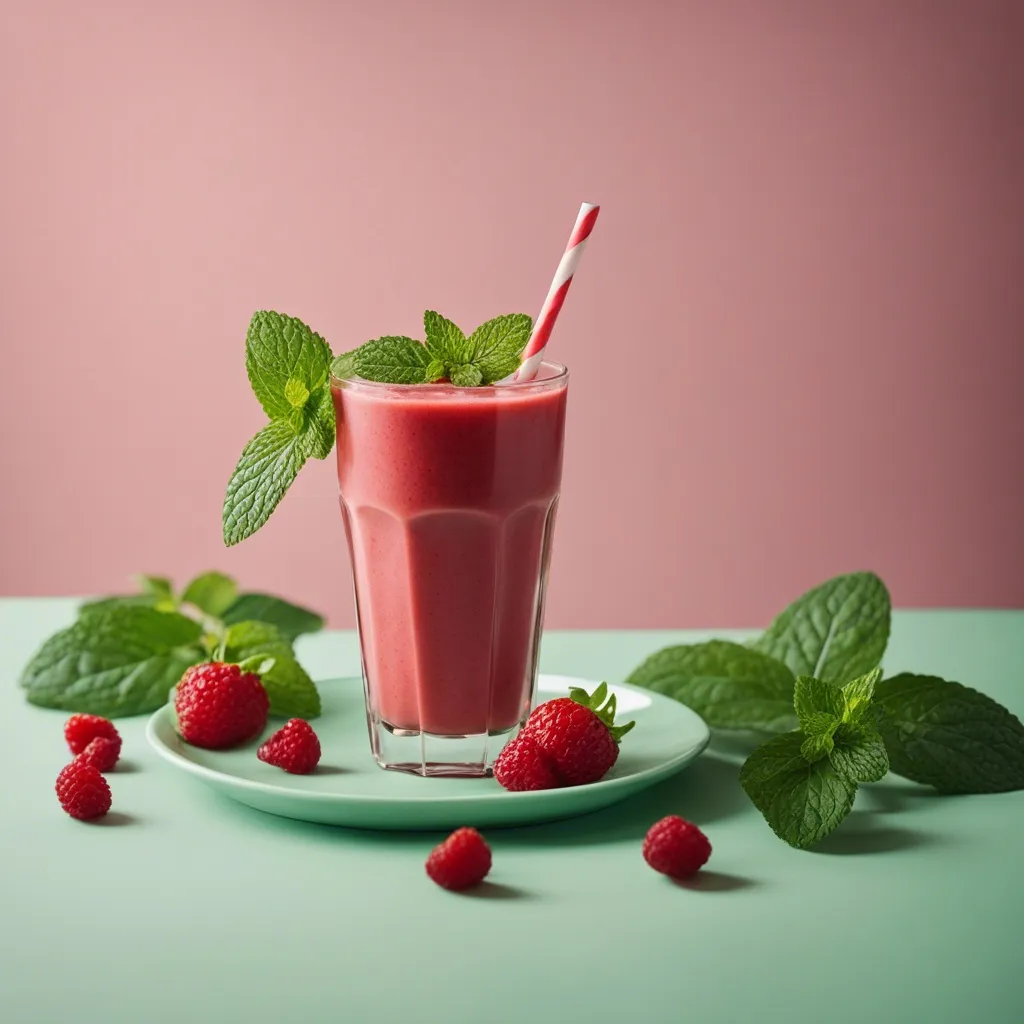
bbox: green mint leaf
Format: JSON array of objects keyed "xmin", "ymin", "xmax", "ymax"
[
  {"xmin": 752, "ymin": 571, "xmax": 891, "ymax": 684},
  {"xmin": 425, "ymin": 358, "xmax": 446, "ymax": 382},
  {"xmin": 245, "ymin": 311, "xmax": 332, "ymax": 421},
  {"xmin": 331, "ymin": 349, "xmax": 360, "ymax": 379},
  {"xmin": 841, "ymin": 667, "xmax": 882, "ymax": 723},
  {"xmin": 354, "ymin": 337, "xmax": 431, "ymax": 384},
  {"xmin": 450, "ymin": 364, "xmax": 484, "ymax": 388},
  {"xmin": 740, "ymin": 731, "xmax": 858, "ymax": 849},
  {"xmin": 829, "ymin": 722, "xmax": 889, "ymax": 783},
  {"xmin": 284, "ymin": 378, "xmax": 310, "ymax": 408},
  {"xmin": 793, "ymin": 675, "xmax": 845, "ymax": 730},
  {"xmin": 801, "ymin": 729, "xmax": 835, "ymax": 763},
  {"xmin": 223, "ymin": 621, "xmax": 321, "ymax": 719},
  {"xmin": 424, "ymin": 310, "xmax": 468, "ymax": 364},
  {"xmin": 221, "ymin": 592, "xmax": 324, "ymax": 640},
  {"xmin": 181, "ymin": 571, "xmax": 238, "ymax": 618},
  {"xmin": 802, "ymin": 710, "xmax": 841, "ymax": 738},
  {"xmin": 223, "ymin": 420, "xmax": 308, "ymax": 547},
  {"xmin": 627, "ymin": 640, "xmax": 797, "ymax": 732},
  {"xmin": 20, "ymin": 606, "xmax": 205, "ymax": 716},
  {"xmin": 301, "ymin": 386, "xmax": 335, "ymax": 461},
  {"xmin": 465, "ymin": 313, "xmax": 532, "ymax": 384},
  {"xmin": 136, "ymin": 575, "xmax": 175, "ymax": 603},
  {"xmin": 875, "ymin": 674, "xmax": 1024, "ymax": 793}
]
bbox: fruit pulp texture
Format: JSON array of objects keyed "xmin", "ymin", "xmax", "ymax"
[{"xmin": 333, "ymin": 378, "xmax": 567, "ymax": 736}]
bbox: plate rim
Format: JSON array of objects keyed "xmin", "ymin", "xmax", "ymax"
[{"xmin": 145, "ymin": 675, "xmax": 710, "ymax": 807}]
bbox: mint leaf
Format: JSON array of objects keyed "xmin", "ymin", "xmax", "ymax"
[
  {"xmin": 740, "ymin": 731, "xmax": 858, "ymax": 849},
  {"xmin": 841, "ymin": 667, "xmax": 882, "ymax": 723},
  {"xmin": 223, "ymin": 420, "xmax": 308, "ymax": 546},
  {"xmin": 80, "ymin": 594, "xmax": 162, "ymax": 614},
  {"xmin": 137, "ymin": 575, "xmax": 175, "ymax": 603},
  {"xmin": 425, "ymin": 358, "xmax": 446, "ymax": 382},
  {"xmin": 801, "ymin": 729, "xmax": 836, "ymax": 763},
  {"xmin": 793, "ymin": 675, "xmax": 845, "ymax": 729},
  {"xmin": 302, "ymin": 385, "xmax": 335, "ymax": 460},
  {"xmin": 354, "ymin": 337, "xmax": 432, "ymax": 384},
  {"xmin": 245, "ymin": 311, "xmax": 332, "ymax": 421},
  {"xmin": 223, "ymin": 621, "xmax": 321, "ymax": 718},
  {"xmin": 830, "ymin": 722, "xmax": 889, "ymax": 783},
  {"xmin": 221, "ymin": 593, "xmax": 324, "ymax": 640},
  {"xmin": 331, "ymin": 349, "xmax": 360, "ymax": 379},
  {"xmin": 181, "ymin": 571, "xmax": 238, "ymax": 618},
  {"xmin": 20, "ymin": 606, "xmax": 205, "ymax": 716},
  {"xmin": 424, "ymin": 310, "xmax": 468, "ymax": 364},
  {"xmin": 627, "ymin": 640, "xmax": 797, "ymax": 732},
  {"xmin": 465, "ymin": 313, "xmax": 532, "ymax": 383},
  {"xmin": 752, "ymin": 571, "xmax": 891, "ymax": 684},
  {"xmin": 284, "ymin": 378, "xmax": 310, "ymax": 408},
  {"xmin": 450, "ymin": 364, "xmax": 484, "ymax": 388},
  {"xmin": 875, "ymin": 674, "xmax": 1024, "ymax": 793}
]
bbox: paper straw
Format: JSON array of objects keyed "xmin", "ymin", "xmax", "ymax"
[{"xmin": 507, "ymin": 201, "xmax": 600, "ymax": 382}]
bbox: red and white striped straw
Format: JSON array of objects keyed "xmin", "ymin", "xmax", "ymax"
[{"xmin": 508, "ymin": 201, "xmax": 600, "ymax": 382}]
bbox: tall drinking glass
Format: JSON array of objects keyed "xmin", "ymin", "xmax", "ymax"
[{"xmin": 331, "ymin": 362, "xmax": 568, "ymax": 777}]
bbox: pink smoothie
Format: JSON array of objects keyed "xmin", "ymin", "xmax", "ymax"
[{"xmin": 332, "ymin": 368, "xmax": 567, "ymax": 738}]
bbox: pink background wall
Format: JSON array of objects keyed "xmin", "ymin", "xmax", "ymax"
[{"xmin": 1, "ymin": 1, "xmax": 1022, "ymax": 627}]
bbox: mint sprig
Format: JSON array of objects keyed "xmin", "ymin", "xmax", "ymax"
[
  {"xmin": 223, "ymin": 311, "xmax": 335, "ymax": 546},
  {"xmin": 21, "ymin": 571, "xmax": 324, "ymax": 718},
  {"xmin": 333, "ymin": 311, "xmax": 533, "ymax": 387},
  {"xmin": 628, "ymin": 571, "xmax": 1024, "ymax": 850}
]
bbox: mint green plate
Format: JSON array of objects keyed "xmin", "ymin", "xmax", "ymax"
[{"xmin": 146, "ymin": 674, "xmax": 709, "ymax": 830}]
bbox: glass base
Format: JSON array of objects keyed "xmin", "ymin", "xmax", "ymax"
[{"xmin": 367, "ymin": 717, "xmax": 522, "ymax": 778}]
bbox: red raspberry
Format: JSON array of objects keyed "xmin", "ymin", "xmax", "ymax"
[
  {"xmin": 174, "ymin": 663, "xmax": 269, "ymax": 749},
  {"xmin": 55, "ymin": 761, "xmax": 111, "ymax": 820},
  {"xmin": 257, "ymin": 718, "xmax": 321, "ymax": 774},
  {"xmin": 425, "ymin": 827, "xmax": 492, "ymax": 891},
  {"xmin": 521, "ymin": 684, "xmax": 635, "ymax": 787},
  {"xmin": 64, "ymin": 714, "xmax": 120, "ymax": 756},
  {"xmin": 75, "ymin": 736, "xmax": 121, "ymax": 772},
  {"xmin": 493, "ymin": 732, "xmax": 560, "ymax": 791},
  {"xmin": 643, "ymin": 816, "xmax": 712, "ymax": 879}
]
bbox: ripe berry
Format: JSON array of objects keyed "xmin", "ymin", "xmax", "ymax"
[
  {"xmin": 64, "ymin": 714, "xmax": 120, "ymax": 756},
  {"xmin": 425, "ymin": 827, "xmax": 492, "ymax": 891},
  {"xmin": 56, "ymin": 761, "xmax": 112, "ymax": 820},
  {"xmin": 257, "ymin": 719, "xmax": 321, "ymax": 774},
  {"xmin": 493, "ymin": 732, "xmax": 560, "ymax": 791},
  {"xmin": 643, "ymin": 816, "xmax": 712, "ymax": 879},
  {"xmin": 75, "ymin": 736, "xmax": 121, "ymax": 772},
  {"xmin": 521, "ymin": 684, "xmax": 635, "ymax": 787},
  {"xmin": 175, "ymin": 663, "xmax": 269, "ymax": 749}
]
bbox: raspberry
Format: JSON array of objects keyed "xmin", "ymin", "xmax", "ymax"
[
  {"xmin": 56, "ymin": 761, "xmax": 111, "ymax": 820},
  {"xmin": 425, "ymin": 827, "xmax": 492, "ymax": 891},
  {"xmin": 257, "ymin": 719, "xmax": 321, "ymax": 774},
  {"xmin": 521, "ymin": 685, "xmax": 634, "ymax": 787},
  {"xmin": 493, "ymin": 732, "xmax": 560, "ymax": 791},
  {"xmin": 643, "ymin": 816, "xmax": 712, "ymax": 879},
  {"xmin": 75, "ymin": 736, "xmax": 121, "ymax": 772},
  {"xmin": 64, "ymin": 714, "xmax": 120, "ymax": 756},
  {"xmin": 174, "ymin": 663, "xmax": 269, "ymax": 749}
]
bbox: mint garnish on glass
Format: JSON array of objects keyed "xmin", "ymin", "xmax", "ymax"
[
  {"xmin": 223, "ymin": 308, "xmax": 532, "ymax": 545},
  {"xmin": 628, "ymin": 571, "xmax": 1024, "ymax": 850}
]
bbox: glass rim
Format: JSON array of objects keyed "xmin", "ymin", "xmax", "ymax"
[{"xmin": 330, "ymin": 359, "xmax": 568, "ymax": 393}]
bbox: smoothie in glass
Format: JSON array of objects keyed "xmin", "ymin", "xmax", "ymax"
[{"xmin": 332, "ymin": 362, "xmax": 568, "ymax": 776}]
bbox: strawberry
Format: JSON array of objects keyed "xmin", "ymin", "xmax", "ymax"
[
  {"xmin": 643, "ymin": 816, "xmax": 712, "ymax": 879},
  {"xmin": 520, "ymin": 683, "xmax": 634, "ymax": 787}
]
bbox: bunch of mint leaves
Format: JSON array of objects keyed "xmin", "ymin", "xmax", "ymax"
[
  {"xmin": 19, "ymin": 571, "xmax": 324, "ymax": 720},
  {"xmin": 223, "ymin": 309, "xmax": 531, "ymax": 546},
  {"xmin": 628, "ymin": 572, "xmax": 1024, "ymax": 849}
]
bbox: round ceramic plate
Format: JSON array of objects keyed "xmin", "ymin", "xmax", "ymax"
[{"xmin": 146, "ymin": 674, "xmax": 709, "ymax": 830}]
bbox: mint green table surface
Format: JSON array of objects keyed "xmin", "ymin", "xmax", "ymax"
[{"xmin": 2, "ymin": 600, "xmax": 1023, "ymax": 1024}]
